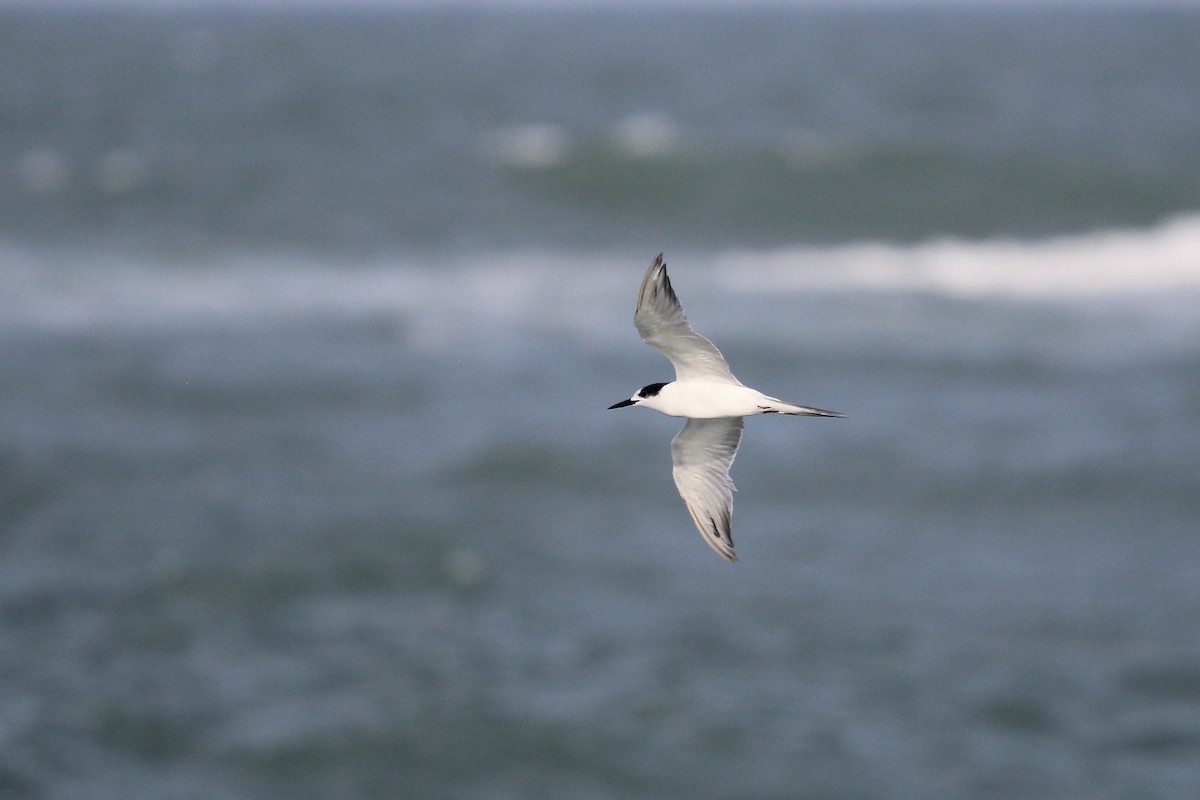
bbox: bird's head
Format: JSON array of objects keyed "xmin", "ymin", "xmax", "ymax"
[{"xmin": 608, "ymin": 381, "xmax": 669, "ymax": 410}]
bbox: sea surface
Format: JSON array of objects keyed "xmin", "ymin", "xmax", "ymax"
[{"xmin": 2, "ymin": 5, "xmax": 1200, "ymax": 799}]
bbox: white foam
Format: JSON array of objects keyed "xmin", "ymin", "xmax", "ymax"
[
  {"xmin": 717, "ymin": 214, "xmax": 1200, "ymax": 298},
  {"xmin": 485, "ymin": 123, "xmax": 570, "ymax": 169},
  {"xmin": 93, "ymin": 149, "xmax": 149, "ymax": 195},
  {"xmin": 2, "ymin": 215, "xmax": 1198, "ymax": 338},
  {"xmin": 14, "ymin": 149, "xmax": 71, "ymax": 196},
  {"xmin": 611, "ymin": 113, "xmax": 683, "ymax": 159}
]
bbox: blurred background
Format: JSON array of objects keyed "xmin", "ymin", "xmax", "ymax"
[{"xmin": 2, "ymin": 1, "xmax": 1199, "ymax": 798}]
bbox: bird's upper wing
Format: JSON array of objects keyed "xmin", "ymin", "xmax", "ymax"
[
  {"xmin": 670, "ymin": 416, "xmax": 744, "ymax": 562},
  {"xmin": 634, "ymin": 255, "xmax": 739, "ymax": 384}
]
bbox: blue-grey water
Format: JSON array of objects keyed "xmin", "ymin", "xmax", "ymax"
[{"xmin": 2, "ymin": 5, "xmax": 1200, "ymax": 799}]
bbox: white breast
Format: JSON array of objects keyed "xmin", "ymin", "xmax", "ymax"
[{"xmin": 646, "ymin": 382, "xmax": 771, "ymax": 418}]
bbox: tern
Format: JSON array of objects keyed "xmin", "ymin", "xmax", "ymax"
[{"xmin": 609, "ymin": 254, "xmax": 843, "ymax": 562}]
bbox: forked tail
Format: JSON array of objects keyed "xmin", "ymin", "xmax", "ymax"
[{"xmin": 758, "ymin": 400, "xmax": 845, "ymax": 417}]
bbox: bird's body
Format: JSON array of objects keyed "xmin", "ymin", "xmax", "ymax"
[
  {"xmin": 633, "ymin": 380, "xmax": 835, "ymax": 419},
  {"xmin": 609, "ymin": 254, "xmax": 842, "ymax": 562}
]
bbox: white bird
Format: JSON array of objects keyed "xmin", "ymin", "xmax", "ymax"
[{"xmin": 609, "ymin": 254, "xmax": 843, "ymax": 562}]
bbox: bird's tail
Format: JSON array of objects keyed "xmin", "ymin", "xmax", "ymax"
[{"xmin": 762, "ymin": 400, "xmax": 845, "ymax": 417}]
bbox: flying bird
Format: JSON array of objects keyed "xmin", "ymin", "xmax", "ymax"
[{"xmin": 609, "ymin": 254, "xmax": 842, "ymax": 561}]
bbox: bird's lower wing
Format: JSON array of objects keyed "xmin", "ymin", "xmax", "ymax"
[
  {"xmin": 634, "ymin": 255, "xmax": 739, "ymax": 384},
  {"xmin": 670, "ymin": 417, "xmax": 744, "ymax": 562}
]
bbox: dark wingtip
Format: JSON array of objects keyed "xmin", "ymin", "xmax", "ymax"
[{"xmin": 650, "ymin": 254, "xmax": 678, "ymax": 304}]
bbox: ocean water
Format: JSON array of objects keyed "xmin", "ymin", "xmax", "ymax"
[{"xmin": 2, "ymin": 6, "xmax": 1200, "ymax": 800}]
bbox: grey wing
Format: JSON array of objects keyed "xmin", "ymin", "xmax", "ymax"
[
  {"xmin": 634, "ymin": 255, "xmax": 739, "ymax": 384},
  {"xmin": 670, "ymin": 417, "xmax": 744, "ymax": 562}
]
